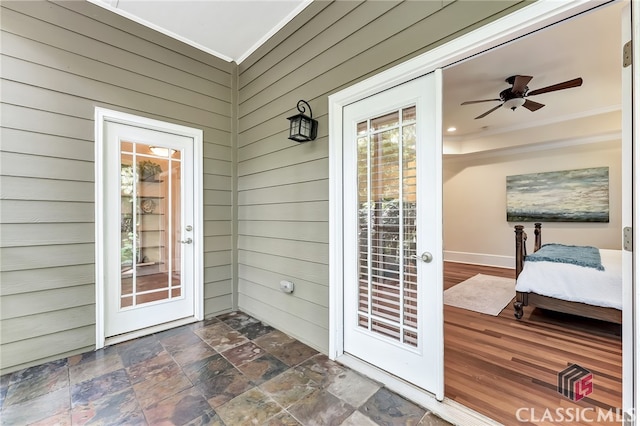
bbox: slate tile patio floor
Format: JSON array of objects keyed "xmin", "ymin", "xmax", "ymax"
[{"xmin": 0, "ymin": 311, "xmax": 452, "ymax": 425}]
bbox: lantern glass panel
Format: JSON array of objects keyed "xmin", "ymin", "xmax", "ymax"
[
  {"xmin": 300, "ymin": 117, "xmax": 312, "ymax": 138},
  {"xmin": 290, "ymin": 116, "xmax": 301, "ymax": 134}
]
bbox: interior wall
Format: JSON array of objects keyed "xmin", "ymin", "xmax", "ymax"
[
  {"xmin": 0, "ymin": 1, "xmax": 234, "ymax": 374},
  {"xmin": 235, "ymin": 0, "xmax": 529, "ymax": 353},
  {"xmin": 443, "ymin": 139, "xmax": 622, "ymax": 268}
]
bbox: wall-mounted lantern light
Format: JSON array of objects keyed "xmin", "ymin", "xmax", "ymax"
[{"xmin": 287, "ymin": 100, "xmax": 318, "ymax": 142}]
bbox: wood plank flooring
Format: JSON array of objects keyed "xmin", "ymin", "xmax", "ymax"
[{"xmin": 444, "ymin": 262, "xmax": 622, "ymax": 425}]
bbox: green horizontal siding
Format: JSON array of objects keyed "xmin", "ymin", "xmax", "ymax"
[{"xmin": 0, "ymin": 0, "xmax": 233, "ymax": 374}]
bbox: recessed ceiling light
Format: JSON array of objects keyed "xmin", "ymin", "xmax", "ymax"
[{"xmin": 447, "ymin": 127, "xmax": 457, "ymax": 132}]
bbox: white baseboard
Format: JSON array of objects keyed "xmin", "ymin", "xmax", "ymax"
[{"xmin": 444, "ymin": 251, "xmax": 514, "ymax": 270}]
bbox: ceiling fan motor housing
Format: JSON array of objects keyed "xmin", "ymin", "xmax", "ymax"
[
  {"xmin": 500, "ymin": 75, "xmax": 528, "ymax": 109},
  {"xmin": 500, "ymin": 88, "xmax": 527, "ymax": 110}
]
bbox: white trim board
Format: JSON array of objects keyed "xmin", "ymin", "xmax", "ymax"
[
  {"xmin": 328, "ymin": 0, "xmax": 632, "ymax": 423},
  {"xmin": 444, "ymin": 251, "xmax": 514, "ymax": 270}
]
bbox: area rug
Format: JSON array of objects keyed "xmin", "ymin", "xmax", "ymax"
[{"xmin": 444, "ymin": 273, "xmax": 515, "ymax": 316}]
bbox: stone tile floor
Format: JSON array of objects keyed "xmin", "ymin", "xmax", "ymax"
[{"xmin": 0, "ymin": 311, "xmax": 452, "ymax": 425}]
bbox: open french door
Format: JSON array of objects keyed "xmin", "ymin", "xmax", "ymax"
[{"xmin": 342, "ymin": 72, "xmax": 444, "ymax": 398}]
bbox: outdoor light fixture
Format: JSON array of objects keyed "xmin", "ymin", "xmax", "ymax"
[{"xmin": 287, "ymin": 100, "xmax": 318, "ymax": 142}]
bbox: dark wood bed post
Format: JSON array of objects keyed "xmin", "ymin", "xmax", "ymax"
[
  {"xmin": 514, "ymin": 225, "xmax": 526, "ymax": 278},
  {"xmin": 514, "ymin": 225, "xmax": 528, "ymax": 319},
  {"xmin": 534, "ymin": 222, "xmax": 542, "ymax": 252},
  {"xmin": 514, "ymin": 223, "xmax": 543, "ymax": 319}
]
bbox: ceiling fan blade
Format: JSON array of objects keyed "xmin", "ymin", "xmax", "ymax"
[
  {"xmin": 512, "ymin": 75, "xmax": 533, "ymax": 94},
  {"xmin": 527, "ymin": 77, "xmax": 583, "ymax": 96},
  {"xmin": 522, "ymin": 99, "xmax": 545, "ymax": 112},
  {"xmin": 461, "ymin": 99, "xmax": 501, "ymax": 105},
  {"xmin": 475, "ymin": 104, "xmax": 502, "ymax": 119}
]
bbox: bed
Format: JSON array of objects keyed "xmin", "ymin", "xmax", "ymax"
[{"xmin": 513, "ymin": 223, "xmax": 622, "ymax": 324}]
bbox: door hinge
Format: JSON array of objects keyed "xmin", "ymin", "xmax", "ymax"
[
  {"xmin": 623, "ymin": 227, "xmax": 632, "ymax": 251},
  {"xmin": 623, "ymin": 40, "xmax": 632, "ymax": 67}
]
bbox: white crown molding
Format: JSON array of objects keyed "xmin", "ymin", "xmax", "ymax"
[
  {"xmin": 445, "ymin": 104, "xmax": 621, "ymax": 143},
  {"xmin": 444, "ymin": 130, "xmax": 622, "ymax": 161}
]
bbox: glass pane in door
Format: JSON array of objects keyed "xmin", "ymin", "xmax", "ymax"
[
  {"xmin": 120, "ymin": 142, "xmax": 182, "ymax": 309},
  {"xmin": 356, "ymin": 106, "xmax": 418, "ymax": 347}
]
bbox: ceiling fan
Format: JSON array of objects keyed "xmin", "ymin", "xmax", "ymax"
[{"xmin": 461, "ymin": 75, "xmax": 583, "ymax": 119}]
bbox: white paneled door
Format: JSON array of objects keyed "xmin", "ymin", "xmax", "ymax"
[
  {"xmin": 342, "ymin": 72, "xmax": 444, "ymax": 398},
  {"xmin": 103, "ymin": 121, "xmax": 196, "ymax": 338}
]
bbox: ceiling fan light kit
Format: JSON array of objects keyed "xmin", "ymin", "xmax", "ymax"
[
  {"xmin": 503, "ymin": 97, "xmax": 526, "ymax": 110},
  {"xmin": 461, "ymin": 75, "xmax": 583, "ymax": 119}
]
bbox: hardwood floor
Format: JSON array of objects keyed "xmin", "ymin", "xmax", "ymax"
[{"xmin": 444, "ymin": 262, "xmax": 622, "ymax": 425}]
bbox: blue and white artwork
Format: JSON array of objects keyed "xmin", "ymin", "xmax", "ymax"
[{"xmin": 506, "ymin": 167, "xmax": 609, "ymax": 222}]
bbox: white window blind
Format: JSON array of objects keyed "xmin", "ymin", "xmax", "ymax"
[{"xmin": 357, "ymin": 106, "xmax": 418, "ymax": 347}]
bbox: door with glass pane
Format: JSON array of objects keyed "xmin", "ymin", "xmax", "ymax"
[
  {"xmin": 104, "ymin": 121, "xmax": 195, "ymax": 337},
  {"xmin": 343, "ymin": 72, "xmax": 443, "ymax": 397}
]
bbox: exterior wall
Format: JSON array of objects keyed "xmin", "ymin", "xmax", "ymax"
[
  {"xmin": 443, "ymin": 139, "xmax": 623, "ymax": 268},
  {"xmin": 236, "ymin": 0, "xmax": 527, "ymax": 352},
  {"xmin": 0, "ymin": 1, "xmax": 234, "ymax": 373}
]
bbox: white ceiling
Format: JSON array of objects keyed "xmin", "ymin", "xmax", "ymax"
[
  {"xmin": 90, "ymin": 0, "xmax": 623, "ymax": 151},
  {"xmin": 88, "ymin": 0, "xmax": 311, "ymax": 63}
]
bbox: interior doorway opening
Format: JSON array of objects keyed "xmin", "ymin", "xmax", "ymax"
[{"xmin": 441, "ymin": 2, "xmax": 626, "ymax": 423}]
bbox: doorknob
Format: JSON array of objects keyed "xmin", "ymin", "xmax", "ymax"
[
  {"xmin": 420, "ymin": 252, "xmax": 433, "ymax": 263},
  {"xmin": 180, "ymin": 238, "xmax": 193, "ymax": 244},
  {"xmin": 185, "ymin": 225, "xmax": 193, "ymax": 231},
  {"xmin": 410, "ymin": 252, "xmax": 433, "ymax": 263}
]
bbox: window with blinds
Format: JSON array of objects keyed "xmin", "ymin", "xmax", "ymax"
[{"xmin": 356, "ymin": 106, "xmax": 418, "ymax": 347}]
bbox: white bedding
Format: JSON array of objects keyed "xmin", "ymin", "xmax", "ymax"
[{"xmin": 515, "ymin": 249, "xmax": 622, "ymax": 310}]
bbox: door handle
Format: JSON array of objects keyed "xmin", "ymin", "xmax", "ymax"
[
  {"xmin": 180, "ymin": 238, "xmax": 193, "ymax": 244},
  {"xmin": 420, "ymin": 252, "xmax": 433, "ymax": 263},
  {"xmin": 410, "ymin": 252, "xmax": 433, "ymax": 263}
]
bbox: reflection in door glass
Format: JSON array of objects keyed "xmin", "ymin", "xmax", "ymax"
[
  {"xmin": 356, "ymin": 106, "xmax": 418, "ymax": 347},
  {"xmin": 120, "ymin": 142, "xmax": 182, "ymax": 309}
]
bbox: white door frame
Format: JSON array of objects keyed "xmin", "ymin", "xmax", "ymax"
[
  {"xmin": 94, "ymin": 107, "xmax": 204, "ymax": 349},
  {"xmin": 628, "ymin": 0, "xmax": 640, "ymax": 418},
  {"xmin": 329, "ymin": 0, "xmax": 636, "ymax": 423}
]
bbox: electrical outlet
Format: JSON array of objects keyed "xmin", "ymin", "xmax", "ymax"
[{"xmin": 279, "ymin": 280, "xmax": 294, "ymax": 293}]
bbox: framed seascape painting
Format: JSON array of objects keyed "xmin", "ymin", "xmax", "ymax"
[{"xmin": 506, "ymin": 167, "xmax": 609, "ymax": 222}]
